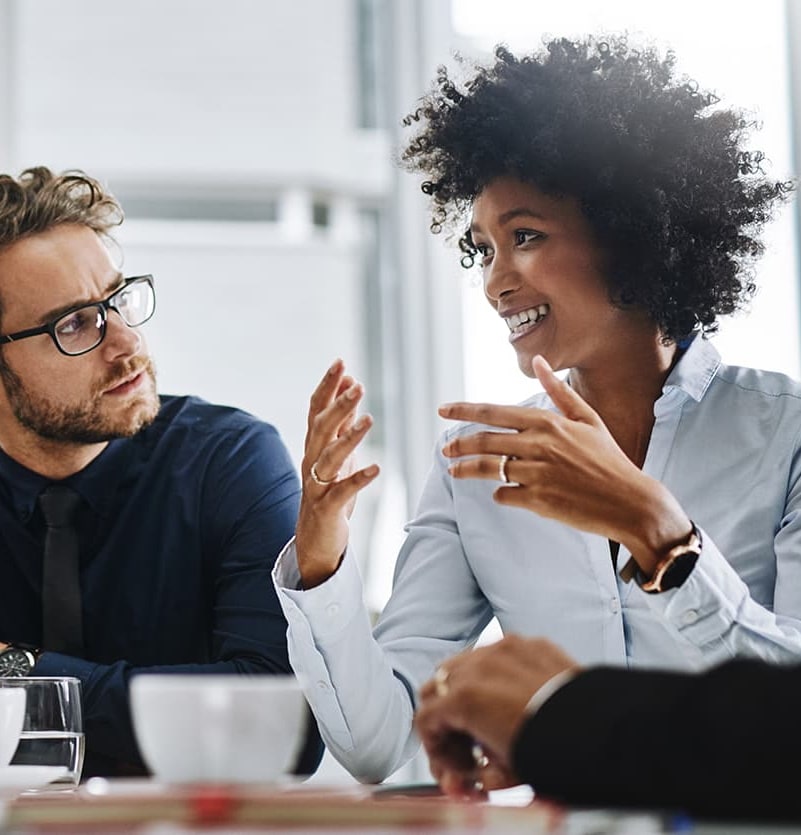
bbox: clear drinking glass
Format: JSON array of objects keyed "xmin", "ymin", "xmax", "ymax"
[{"xmin": 0, "ymin": 677, "xmax": 84, "ymax": 789}]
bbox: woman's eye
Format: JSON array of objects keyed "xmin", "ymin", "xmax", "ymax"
[{"xmin": 514, "ymin": 229, "xmax": 542, "ymax": 245}]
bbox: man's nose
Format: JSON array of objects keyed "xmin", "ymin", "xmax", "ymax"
[{"xmin": 100, "ymin": 311, "xmax": 142, "ymax": 360}]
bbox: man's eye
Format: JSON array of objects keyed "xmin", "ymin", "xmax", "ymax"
[{"xmin": 55, "ymin": 308, "xmax": 95, "ymax": 337}]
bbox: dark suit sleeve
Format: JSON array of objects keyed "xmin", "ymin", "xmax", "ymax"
[
  {"xmin": 513, "ymin": 660, "xmax": 801, "ymax": 821},
  {"xmin": 36, "ymin": 420, "xmax": 322, "ymax": 778}
]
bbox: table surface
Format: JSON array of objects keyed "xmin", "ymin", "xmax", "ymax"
[{"xmin": 1, "ymin": 778, "xmax": 800, "ymax": 834}]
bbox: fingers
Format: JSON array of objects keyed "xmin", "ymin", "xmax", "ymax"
[
  {"xmin": 307, "ymin": 462, "xmax": 381, "ymax": 510},
  {"xmin": 307, "ymin": 359, "xmax": 345, "ymax": 432},
  {"xmin": 441, "ymin": 427, "xmax": 549, "ymax": 461},
  {"xmin": 302, "ymin": 359, "xmax": 380, "ymax": 510},
  {"xmin": 309, "ymin": 413, "xmax": 373, "ymax": 485},
  {"xmin": 438, "ymin": 358, "xmax": 602, "ymax": 433},
  {"xmin": 438, "ymin": 401, "xmax": 538, "ymax": 431},
  {"xmin": 306, "ymin": 378, "xmax": 365, "ymax": 467},
  {"xmin": 531, "ymin": 355, "xmax": 599, "ymax": 424}
]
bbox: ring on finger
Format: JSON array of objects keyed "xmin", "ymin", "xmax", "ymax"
[
  {"xmin": 310, "ymin": 461, "xmax": 338, "ymax": 486},
  {"xmin": 472, "ymin": 742, "xmax": 490, "ymax": 770},
  {"xmin": 434, "ymin": 666, "xmax": 449, "ymax": 697},
  {"xmin": 498, "ymin": 454, "xmax": 512, "ymax": 484}
]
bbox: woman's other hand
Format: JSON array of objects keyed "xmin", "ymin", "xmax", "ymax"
[{"xmin": 296, "ymin": 359, "xmax": 379, "ymax": 588}]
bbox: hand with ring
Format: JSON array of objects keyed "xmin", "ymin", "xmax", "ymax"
[
  {"xmin": 415, "ymin": 635, "xmax": 579, "ymax": 798},
  {"xmin": 296, "ymin": 359, "xmax": 380, "ymax": 588},
  {"xmin": 438, "ymin": 356, "xmax": 691, "ymax": 569}
]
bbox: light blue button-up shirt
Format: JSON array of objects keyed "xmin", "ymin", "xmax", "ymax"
[{"xmin": 274, "ymin": 336, "xmax": 801, "ymax": 781}]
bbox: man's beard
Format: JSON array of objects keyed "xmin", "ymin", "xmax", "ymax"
[{"xmin": 0, "ymin": 357, "xmax": 160, "ymax": 444}]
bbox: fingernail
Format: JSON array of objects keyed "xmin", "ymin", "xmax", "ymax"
[
  {"xmin": 364, "ymin": 464, "xmax": 379, "ymax": 477},
  {"xmin": 355, "ymin": 414, "xmax": 369, "ymax": 430},
  {"xmin": 442, "ymin": 443, "xmax": 453, "ymax": 456},
  {"xmin": 328, "ymin": 358, "xmax": 342, "ymax": 375},
  {"xmin": 346, "ymin": 383, "xmax": 361, "ymax": 399}
]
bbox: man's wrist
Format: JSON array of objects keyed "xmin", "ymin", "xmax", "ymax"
[
  {"xmin": 0, "ymin": 643, "xmax": 41, "ymax": 677},
  {"xmin": 523, "ymin": 669, "xmax": 578, "ymax": 718}
]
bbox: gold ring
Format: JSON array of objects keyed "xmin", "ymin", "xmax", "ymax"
[
  {"xmin": 434, "ymin": 666, "xmax": 449, "ymax": 697},
  {"xmin": 310, "ymin": 461, "xmax": 338, "ymax": 486},
  {"xmin": 498, "ymin": 454, "xmax": 511, "ymax": 484},
  {"xmin": 472, "ymin": 742, "xmax": 490, "ymax": 769}
]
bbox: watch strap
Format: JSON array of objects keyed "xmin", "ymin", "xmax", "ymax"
[{"xmin": 640, "ymin": 523, "xmax": 702, "ymax": 594}]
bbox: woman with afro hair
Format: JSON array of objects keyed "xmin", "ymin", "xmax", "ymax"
[{"xmin": 274, "ymin": 34, "xmax": 800, "ymax": 788}]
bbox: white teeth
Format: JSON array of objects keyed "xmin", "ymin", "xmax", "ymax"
[{"xmin": 505, "ymin": 304, "xmax": 550, "ymax": 333}]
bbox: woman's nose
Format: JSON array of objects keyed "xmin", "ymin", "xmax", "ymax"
[{"xmin": 483, "ymin": 250, "xmax": 521, "ymax": 303}]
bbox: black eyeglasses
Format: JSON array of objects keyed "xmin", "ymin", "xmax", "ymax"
[{"xmin": 0, "ymin": 275, "xmax": 156, "ymax": 357}]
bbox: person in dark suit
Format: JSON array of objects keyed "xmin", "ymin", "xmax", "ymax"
[{"xmin": 415, "ymin": 633, "xmax": 801, "ymax": 820}]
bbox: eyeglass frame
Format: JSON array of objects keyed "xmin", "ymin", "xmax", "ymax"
[{"xmin": 0, "ymin": 275, "xmax": 156, "ymax": 357}]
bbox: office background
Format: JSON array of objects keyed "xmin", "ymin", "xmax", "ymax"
[{"xmin": 0, "ymin": 0, "xmax": 798, "ymax": 783}]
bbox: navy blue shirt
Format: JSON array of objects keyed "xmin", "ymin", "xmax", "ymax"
[{"xmin": 0, "ymin": 395, "xmax": 322, "ymax": 777}]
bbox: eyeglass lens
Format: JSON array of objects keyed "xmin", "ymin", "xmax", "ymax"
[{"xmin": 53, "ymin": 278, "xmax": 155, "ymax": 355}]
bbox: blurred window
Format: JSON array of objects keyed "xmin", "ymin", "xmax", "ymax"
[
  {"xmin": 120, "ymin": 196, "xmax": 280, "ymax": 224},
  {"xmin": 355, "ymin": 0, "xmax": 389, "ymax": 129}
]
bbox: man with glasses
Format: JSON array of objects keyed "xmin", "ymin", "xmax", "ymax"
[{"xmin": 0, "ymin": 167, "xmax": 322, "ymax": 778}]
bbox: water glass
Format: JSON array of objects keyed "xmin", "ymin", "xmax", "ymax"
[{"xmin": 0, "ymin": 677, "xmax": 84, "ymax": 788}]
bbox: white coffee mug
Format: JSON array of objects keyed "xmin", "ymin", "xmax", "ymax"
[
  {"xmin": 0, "ymin": 689, "xmax": 26, "ymax": 768},
  {"xmin": 130, "ymin": 674, "xmax": 307, "ymax": 783}
]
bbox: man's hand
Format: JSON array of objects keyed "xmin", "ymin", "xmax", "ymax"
[{"xmin": 415, "ymin": 635, "xmax": 579, "ymax": 797}]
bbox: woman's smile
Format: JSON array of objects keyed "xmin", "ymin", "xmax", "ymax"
[{"xmin": 505, "ymin": 304, "xmax": 551, "ymax": 341}]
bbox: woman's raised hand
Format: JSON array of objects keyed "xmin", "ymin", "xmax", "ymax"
[
  {"xmin": 295, "ymin": 359, "xmax": 380, "ymax": 588},
  {"xmin": 439, "ymin": 355, "xmax": 691, "ymax": 574}
]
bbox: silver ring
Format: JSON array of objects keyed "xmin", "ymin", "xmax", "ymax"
[
  {"xmin": 434, "ymin": 666, "xmax": 449, "ymax": 697},
  {"xmin": 498, "ymin": 454, "xmax": 511, "ymax": 484},
  {"xmin": 310, "ymin": 461, "xmax": 338, "ymax": 486}
]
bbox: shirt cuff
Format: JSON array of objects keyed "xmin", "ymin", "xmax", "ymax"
[
  {"xmin": 523, "ymin": 669, "xmax": 578, "ymax": 718},
  {"xmin": 273, "ymin": 535, "xmax": 304, "ymax": 590}
]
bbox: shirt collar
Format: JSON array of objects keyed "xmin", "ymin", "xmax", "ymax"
[
  {"xmin": 663, "ymin": 333, "xmax": 721, "ymax": 403},
  {"xmin": 0, "ymin": 437, "xmax": 133, "ymax": 523}
]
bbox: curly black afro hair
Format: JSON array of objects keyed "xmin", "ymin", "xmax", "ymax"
[{"xmin": 401, "ymin": 34, "xmax": 794, "ymax": 342}]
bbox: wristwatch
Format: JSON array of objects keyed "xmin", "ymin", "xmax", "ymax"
[
  {"xmin": 640, "ymin": 523, "xmax": 703, "ymax": 594},
  {"xmin": 0, "ymin": 644, "xmax": 40, "ymax": 677}
]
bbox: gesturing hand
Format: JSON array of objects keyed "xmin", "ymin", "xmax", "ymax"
[
  {"xmin": 296, "ymin": 359, "xmax": 379, "ymax": 589},
  {"xmin": 439, "ymin": 355, "xmax": 691, "ymax": 574}
]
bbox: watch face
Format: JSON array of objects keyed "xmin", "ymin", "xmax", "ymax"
[
  {"xmin": 0, "ymin": 648, "xmax": 33, "ymax": 677},
  {"xmin": 661, "ymin": 550, "xmax": 700, "ymax": 590}
]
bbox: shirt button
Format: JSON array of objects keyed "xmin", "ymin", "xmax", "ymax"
[
  {"xmin": 681, "ymin": 609, "xmax": 699, "ymax": 625},
  {"xmin": 316, "ymin": 680, "xmax": 330, "ymax": 692},
  {"xmin": 609, "ymin": 598, "xmax": 620, "ymax": 614},
  {"xmin": 326, "ymin": 603, "xmax": 341, "ymax": 617}
]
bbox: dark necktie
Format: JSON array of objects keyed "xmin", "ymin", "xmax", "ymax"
[{"xmin": 39, "ymin": 485, "xmax": 84, "ymax": 655}]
